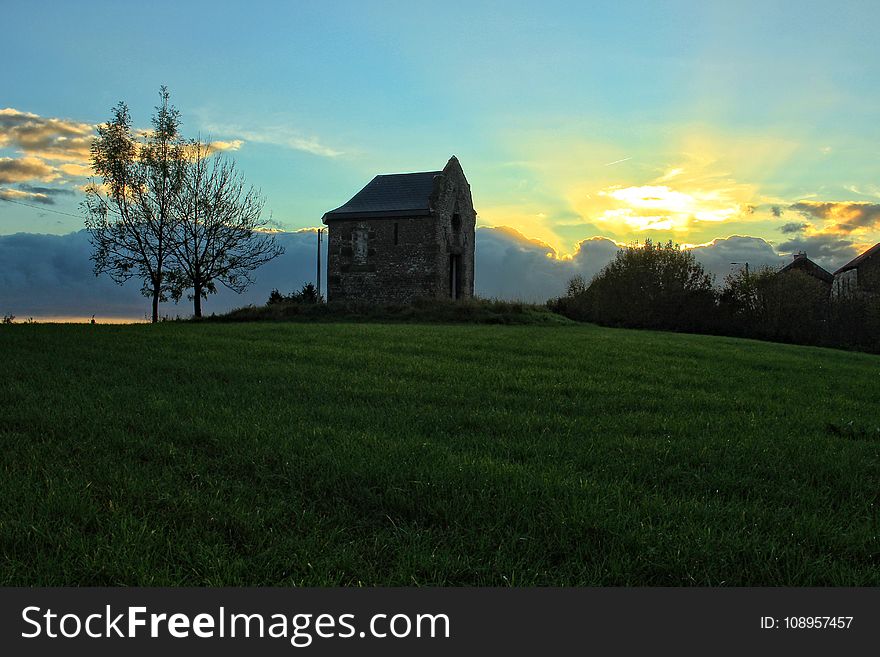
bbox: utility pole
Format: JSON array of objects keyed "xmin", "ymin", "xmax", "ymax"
[
  {"xmin": 731, "ymin": 261, "xmax": 750, "ymax": 277},
  {"xmin": 317, "ymin": 228, "xmax": 325, "ymax": 302}
]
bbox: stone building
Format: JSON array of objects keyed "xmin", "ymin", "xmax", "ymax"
[
  {"xmin": 321, "ymin": 156, "xmax": 476, "ymax": 304},
  {"xmin": 832, "ymin": 243, "xmax": 880, "ymax": 298},
  {"xmin": 778, "ymin": 253, "xmax": 833, "ymax": 290}
]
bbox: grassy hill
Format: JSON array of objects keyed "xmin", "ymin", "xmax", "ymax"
[{"xmin": 1, "ymin": 322, "xmax": 878, "ymax": 585}]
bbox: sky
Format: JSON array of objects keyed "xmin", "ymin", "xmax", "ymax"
[{"xmin": 2, "ymin": 0, "xmax": 880, "ymax": 319}]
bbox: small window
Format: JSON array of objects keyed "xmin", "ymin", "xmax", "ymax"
[
  {"xmin": 451, "ymin": 214, "xmax": 462, "ymax": 233},
  {"xmin": 393, "ymin": 222, "xmax": 399, "ymax": 245}
]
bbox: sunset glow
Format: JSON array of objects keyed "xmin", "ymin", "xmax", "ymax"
[{"xmin": 2, "ymin": 0, "xmax": 879, "ymax": 316}]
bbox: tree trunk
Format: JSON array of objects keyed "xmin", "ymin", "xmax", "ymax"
[
  {"xmin": 193, "ymin": 285, "xmax": 202, "ymax": 318},
  {"xmin": 151, "ymin": 288, "xmax": 159, "ymax": 323}
]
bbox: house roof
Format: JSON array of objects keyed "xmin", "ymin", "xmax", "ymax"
[
  {"xmin": 779, "ymin": 255, "xmax": 834, "ymax": 283},
  {"xmin": 834, "ymin": 242, "xmax": 880, "ymax": 275},
  {"xmin": 322, "ymin": 171, "xmax": 442, "ymax": 221}
]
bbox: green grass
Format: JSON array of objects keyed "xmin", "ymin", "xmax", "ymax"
[
  {"xmin": 215, "ymin": 296, "xmax": 571, "ymax": 325},
  {"xmin": 1, "ymin": 322, "xmax": 878, "ymax": 585}
]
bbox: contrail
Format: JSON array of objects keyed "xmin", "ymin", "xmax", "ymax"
[{"xmin": 603, "ymin": 156, "xmax": 632, "ymax": 166}]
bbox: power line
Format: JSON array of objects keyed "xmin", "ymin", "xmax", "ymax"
[{"xmin": 0, "ymin": 196, "xmax": 83, "ymax": 219}]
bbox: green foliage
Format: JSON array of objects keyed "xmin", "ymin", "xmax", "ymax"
[
  {"xmin": 552, "ymin": 246, "xmax": 877, "ymax": 354},
  {"xmin": 267, "ymin": 283, "xmax": 323, "ymax": 306},
  {"xmin": 558, "ymin": 239, "xmax": 716, "ymax": 331},
  {"xmin": 84, "ymin": 87, "xmax": 187, "ymax": 322},
  {"xmin": 719, "ymin": 268, "xmax": 831, "ymax": 345},
  {"xmin": 85, "ymin": 87, "xmax": 281, "ymax": 321},
  {"xmin": 1, "ymin": 323, "xmax": 878, "ymax": 585},
  {"xmin": 828, "ymin": 293, "xmax": 880, "ymax": 353}
]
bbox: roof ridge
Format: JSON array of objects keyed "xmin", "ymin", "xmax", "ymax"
[{"xmin": 833, "ymin": 242, "xmax": 880, "ymax": 275}]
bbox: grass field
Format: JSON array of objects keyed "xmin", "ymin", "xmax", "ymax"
[{"xmin": 1, "ymin": 322, "xmax": 878, "ymax": 585}]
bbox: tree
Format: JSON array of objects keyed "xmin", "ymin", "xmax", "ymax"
[
  {"xmin": 266, "ymin": 283, "xmax": 322, "ymax": 306},
  {"xmin": 719, "ymin": 267, "xmax": 831, "ymax": 344},
  {"xmin": 168, "ymin": 140, "xmax": 283, "ymax": 317},
  {"xmin": 573, "ymin": 239, "xmax": 716, "ymax": 330},
  {"xmin": 84, "ymin": 87, "xmax": 186, "ymax": 323}
]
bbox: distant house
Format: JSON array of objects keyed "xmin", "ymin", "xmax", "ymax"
[
  {"xmin": 778, "ymin": 253, "xmax": 833, "ymax": 290},
  {"xmin": 321, "ymin": 156, "xmax": 476, "ymax": 304},
  {"xmin": 832, "ymin": 243, "xmax": 880, "ymax": 298}
]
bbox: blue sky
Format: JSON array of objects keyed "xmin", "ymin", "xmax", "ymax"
[{"xmin": 2, "ymin": 1, "xmax": 880, "ymax": 316}]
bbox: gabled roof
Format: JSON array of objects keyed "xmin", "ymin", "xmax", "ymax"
[
  {"xmin": 834, "ymin": 242, "xmax": 880, "ymax": 275},
  {"xmin": 322, "ymin": 170, "xmax": 441, "ymax": 221},
  {"xmin": 779, "ymin": 255, "xmax": 834, "ymax": 283}
]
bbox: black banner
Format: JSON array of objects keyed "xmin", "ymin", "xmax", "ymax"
[{"xmin": 1, "ymin": 588, "xmax": 877, "ymax": 654}]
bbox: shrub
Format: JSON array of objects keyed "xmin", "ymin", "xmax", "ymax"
[
  {"xmin": 267, "ymin": 283, "xmax": 323, "ymax": 306},
  {"xmin": 559, "ymin": 239, "xmax": 717, "ymax": 332}
]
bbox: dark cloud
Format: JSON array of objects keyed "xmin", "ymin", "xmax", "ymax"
[
  {"xmin": 475, "ymin": 227, "xmax": 619, "ymax": 301},
  {"xmin": 779, "ymin": 222, "xmax": 808, "ymax": 234},
  {"xmin": 689, "ymin": 236, "xmax": 785, "ymax": 282},
  {"xmin": 0, "ymin": 227, "xmax": 870, "ymax": 320},
  {"xmin": 0, "ymin": 188, "xmax": 55, "ymax": 205},
  {"xmin": 770, "ymin": 205, "xmax": 784, "ymax": 217},
  {"xmin": 17, "ymin": 184, "xmax": 75, "ymax": 197},
  {"xmin": 777, "ymin": 234, "xmax": 859, "ymax": 270},
  {"xmin": 0, "ymin": 229, "xmax": 323, "ymax": 319},
  {"xmin": 790, "ymin": 201, "xmax": 880, "ymax": 232}
]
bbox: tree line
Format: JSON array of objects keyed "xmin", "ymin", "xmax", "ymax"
[
  {"xmin": 550, "ymin": 239, "xmax": 880, "ymax": 354},
  {"xmin": 84, "ymin": 87, "xmax": 283, "ymax": 322}
]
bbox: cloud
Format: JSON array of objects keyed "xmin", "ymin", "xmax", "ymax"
[
  {"xmin": 475, "ymin": 227, "xmax": 619, "ymax": 301},
  {"xmin": 207, "ymin": 139, "xmax": 244, "ymax": 152},
  {"xmin": 0, "ymin": 229, "xmax": 325, "ymax": 319},
  {"xmin": 201, "ymin": 121, "xmax": 343, "ymax": 157},
  {"xmin": 689, "ymin": 236, "xmax": 786, "ymax": 281},
  {"xmin": 770, "ymin": 205, "xmax": 784, "ymax": 217},
  {"xmin": 779, "ymin": 222, "xmax": 808, "ymax": 234},
  {"xmin": 57, "ymin": 162, "xmax": 92, "ymax": 177},
  {"xmin": 776, "ymin": 234, "xmax": 859, "ymax": 269},
  {"xmin": 790, "ymin": 201, "xmax": 880, "ymax": 233},
  {"xmin": 0, "ymin": 184, "xmax": 76, "ymax": 206},
  {"xmin": 0, "ymin": 108, "xmax": 94, "ymax": 162},
  {"xmin": 17, "ymin": 184, "xmax": 75, "ymax": 197},
  {"xmin": 475, "ymin": 230, "xmax": 792, "ymax": 298},
  {"xmin": 0, "ymin": 187, "xmax": 54, "ymax": 204},
  {"xmin": 0, "ymin": 227, "xmax": 870, "ymax": 320},
  {"xmin": 0, "ymin": 156, "xmax": 58, "ymax": 183}
]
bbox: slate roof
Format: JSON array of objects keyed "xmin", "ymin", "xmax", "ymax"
[
  {"xmin": 322, "ymin": 171, "xmax": 442, "ymax": 221},
  {"xmin": 834, "ymin": 242, "xmax": 880, "ymax": 275},
  {"xmin": 779, "ymin": 255, "xmax": 834, "ymax": 284}
]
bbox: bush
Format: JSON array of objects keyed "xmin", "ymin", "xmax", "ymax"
[
  {"xmin": 267, "ymin": 283, "xmax": 323, "ymax": 306},
  {"xmin": 719, "ymin": 268, "xmax": 830, "ymax": 344},
  {"xmin": 558, "ymin": 239, "xmax": 717, "ymax": 332},
  {"xmin": 828, "ymin": 293, "xmax": 880, "ymax": 353}
]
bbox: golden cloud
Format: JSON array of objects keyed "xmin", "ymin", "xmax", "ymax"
[
  {"xmin": 0, "ymin": 187, "xmax": 52, "ymax": 204},
  {"xmin": 58, "ymin": 162, "xmax": 93, "ymax": 177},
  {"xmin": 0, "ymin": 108, "xmax": 94, "ymax": 162},
  {"xmin": 0, "ymin": 156, "xmax": 58, "ymax": 183},
  {"xmin": 790, "ymin": 201, "xmax": 880, "ymax": 234}
]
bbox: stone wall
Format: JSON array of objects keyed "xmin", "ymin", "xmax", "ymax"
[
  {"xmin": 325, "ymin": 156, "xmax": 477, "ymax": 305},
  {"xmin": 326, "ymin": 216, "xmax": 442, "ymax": 303},
  {"xmin": 430, "ymin": 157, "xmax": 476, "ymax": 300},
  {"xmin": 858, "ymin": 252, "xmax": 880, "ymax": 295}
]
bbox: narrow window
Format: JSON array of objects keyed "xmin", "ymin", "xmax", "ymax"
[
  {"xmin": 451, "ymin": 213, "xmax": 461, "ymax": 233},
  {"xmin": 393, "ymin": 222, "xmax": 399, "ymax": 245},
  {"xmin": 450, "ymin": 254, "xmax": 462, "ymax": 299}
]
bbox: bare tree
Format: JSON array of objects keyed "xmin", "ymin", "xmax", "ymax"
[
  {"xmin": 84, "ymin": 87, "xmax": 186, "ymax": 323},
  {"xmin": 169, "ymin": 140, "xmax": 284, "ymax": 317}
]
